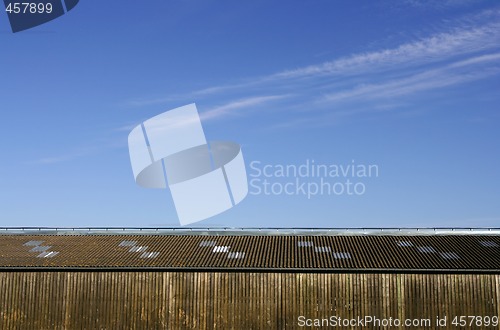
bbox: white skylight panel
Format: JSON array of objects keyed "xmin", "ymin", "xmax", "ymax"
[
  {"xmin": 440, "ymin": 252, "xmax": 460, "ymax": 259},
  {"xmin": 480, "ymin": 241, "xmax": 499, "ymax": 248},
  {"xmin": 140, "ymin": 252, "xmax": 160, "ymax": 259},
  {"xmin": 119, "ymin": 240, "xmax": 138, "ymax": 247},
  {"xmin": 212, "ymin": 246, "xmax": 230, "ymax": 253},
  {"xmin": 397, "ymin": 241, "xmax": 413, "ymax": 247},
  {"xmin": 129, "ymin": 246, "xmax": 148, "ymax": 253},
  {"xmin": 24, "ymin": 240, "xmax": 44, "ymax": 246},
  {"xmin": 332, "ymin": 252, "xmax": 351, "ymax": 259},
  {"xmin": 417, "ymin": 246, "xmax": 436, "ymax": 253},
  {"xmin": 227, "ymin": 252, "xmax": 245, "ymax": 259},
  {"xmin": 297, "ymin": 241, "xmax": 314, "ymax": 247},
  {"xmin": 199, "ymin": 240, "xmax": 217, "ymax": 247},
  {"xmin": 314, "ymin": 246, "xmax": 332, "ymax": 253},
  {"xmin": 37, "ymin": 251, "xmax": 59, "ymax": 258},
  {"xmin": 30, "ymin": 246, "xmax": 51, "ymax": 252}
]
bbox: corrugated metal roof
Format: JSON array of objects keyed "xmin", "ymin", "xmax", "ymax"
[{"xmin": 0, "ymin": 233, "xmax": 499, "ymax": 272}]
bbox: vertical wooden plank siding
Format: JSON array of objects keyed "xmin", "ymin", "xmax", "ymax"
[{"xmin": 0, "ymin": 272, "xmax": 498, "ymax": 329}]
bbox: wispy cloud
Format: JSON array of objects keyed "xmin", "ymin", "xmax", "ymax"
[
  {"xmin": 322, "ymin": 53, "xmax": 500, "ymax": 103},
  {"xmin": 403, "ymin": 0, "xmax": 488, "ymax": 9},
  {"xmin": 200, "ymin": 94, "xmax": 290, "ymax": 120},
  {"xmin": 449, "ymin": 52, "xmax": 500, "ymax": 68},
  {"xmin": 39, "ymin": 94, "xmax": 288, "ymax": 165},
  {"xmin": 125, "ymin": 96, "xmax": 177, "ymax": 107},
  {"xmin": 273, "ymin": 15, "xmax": 500, "ymax": 79},
  {"xmin": 126, "ymin": 9, "xmax": 500, "ymax": 128},
  {"xmin": 31, "ymin": 8, "xmax": 500, "ymax": 165},
  {"xmin": 31, "ymin": 149, "xmax": 93, "ymax": 165},
  {"xmin": 114, "ymin": 123, "xmax": 140, "ymax": 132},
  {"xmin": 29, "ymin": 137, "xmax": 126, "ymax": 165}
]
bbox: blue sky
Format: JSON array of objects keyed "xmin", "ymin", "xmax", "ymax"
[{"xmin": 1, "ymin": 0, "xmax": 499, "ymax": 228}]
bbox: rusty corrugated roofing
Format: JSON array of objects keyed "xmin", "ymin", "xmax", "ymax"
[{"xmin": 0, "ymin": 232, "xmax": 499, "ymax": 272}]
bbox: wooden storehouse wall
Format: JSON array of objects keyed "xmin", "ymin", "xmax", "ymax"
[{"xmin": 0, "ymin": 271, "xmax": 498, "ymax": 329}]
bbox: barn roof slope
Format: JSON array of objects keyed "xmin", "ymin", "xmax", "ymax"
[{"xmin": 0, "ymin": 228, "xmax": 499, "ymax": 273}]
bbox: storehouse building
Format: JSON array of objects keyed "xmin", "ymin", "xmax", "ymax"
[{"xmin": 0, "ymin": 227, "xmax": 499, "ymax": 329}]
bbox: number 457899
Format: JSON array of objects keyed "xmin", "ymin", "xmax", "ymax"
[{"xmin": 5, "ymin": 2, "xmax": 53, "ymax": 14}]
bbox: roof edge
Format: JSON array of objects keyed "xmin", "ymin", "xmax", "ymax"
[
  {"xmin": 0, "ymin": 227, "xmax": 499, "ymax": 236},
  {"xmin": 0, "ymin": 266, "xmax": 498, "ymax": 274}
]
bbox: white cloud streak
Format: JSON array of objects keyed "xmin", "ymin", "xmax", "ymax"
[
  {"xmin": 125, "ymin": 9, "xmax": 500, "ymax": 128},
  {"xmin": 31, "ymin": 149, "xmax": 93, "ymax": 165},
  {"xmin": 200, "ymin": 94, "xmax": 290, "ymax": 121},
  {"xmin": 274, "ymin": 16, "xmax": 500, "ymax": 79},
  {"xmin": 323, "ymin": 53, "xmax": 500, "ymax": 103},
  {"xmin": 34, "ymin": 8, "xmax": 500, "ymax": 165},
  {"xmin": 29, "ymin": 138, "xmax": 125, "ymax": 165}
]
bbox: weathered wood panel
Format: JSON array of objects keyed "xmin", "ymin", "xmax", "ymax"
[{"xmin": 0, "ymin": 272, "xmax": 498, "ymax": 329}]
